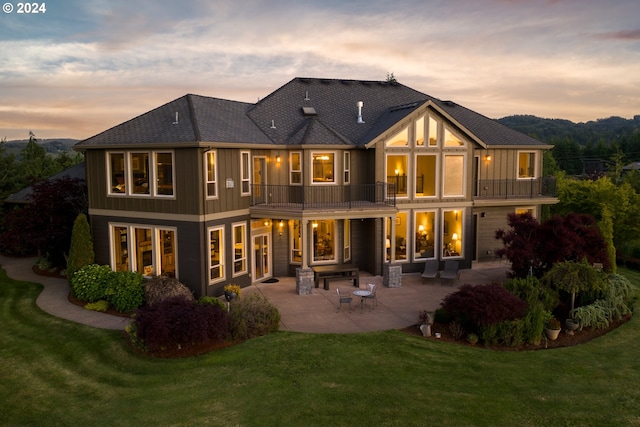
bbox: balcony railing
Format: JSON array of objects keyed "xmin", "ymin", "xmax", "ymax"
[
  {"xmin": 475, "ymin": 177, "xmax": 557, "ymax": 199},
  {"xmin": 250, "ymin": 183, "xmax": 396, "ymax": 209}
]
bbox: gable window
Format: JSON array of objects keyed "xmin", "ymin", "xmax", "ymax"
[
  {"xmin": 343, "ymin": 152, "xmax": 351, "ymax": 184},
  {"xmin": 312, "ymin": 152, "xmax": 335, "ymax": 184},
  {"xmin": 428, "ymin": 116, "xmax": 438, "ymax": 146},
  {"xmin": 205, "ymin": 151, "xmax": 217, "ymax": 198},
  {"xmin": 415, "ymin": 116, "xmax": 425, "ymax": 146},
  {"xmin": 518, "ymin": 151, "xmax": 536, "ymax": 178},
  {"xmin": 240, "ymin": 151, "xmax": 251, "ymax": 195},
  {"xmin": 386, "ymin": 126, "xmax": 409, "ymax": 147},
  {"xmin": 290, "ymin": 152, "xmax": 302, "ymax": 185},
  {"xmin": 208, "ymin": 226, "xmax": 224, "ymax": 283},
  {"xmin": 415, "ymin": 154, "xmax": 437, "ymax": 197},
  {"xmin": 387, "ymin": 154, "xmax": 409, "ymax": 197},
  {"xmin": 443, "ymin": 154, "xmax": 464, "ymax": 197},
  {"xmin": 232, "ymin": 222, "xmax": 247, "ymax": 276},
  {"xmin": 444, "ymin": 127, "xmax": 464, "ymax": 147}
]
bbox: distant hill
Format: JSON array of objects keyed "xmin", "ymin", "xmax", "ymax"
[
  {"xmin": 497, "ymin": 115, "xmax": 640, "ymax": 145},
  {"xmin": 2, "ymin": 138, "xmax": 78, "ymax": 155}
]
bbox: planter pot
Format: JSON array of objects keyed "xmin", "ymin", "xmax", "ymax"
[
  {"xmin": 545, "ymin": 328, "xmax": 561, "ymax": 341},
  {"xmin": 565, "ymin": 319, "xmax": 579, "ymax": 333},
  {"xmin": 419, "ymin": 324, "xmax": 431, "ymax": 337}
]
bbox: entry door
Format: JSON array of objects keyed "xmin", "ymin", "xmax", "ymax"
[
  {"xmin": 253, "ymin": 233, "xmax": 271, "ymax": 282},
  {"xmin": 253, "ymin": 156, "xmax": 267, "ymax": 204}
]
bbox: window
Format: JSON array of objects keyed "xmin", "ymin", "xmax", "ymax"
[
  {"xmin": 156, "ymin": 152, "xmax": 174, "ymax": 196},
  {"xmin": 232, "ymin": 222, "xmax": 247, "ymax": 276},
  {"xmin": 415, "ymin": 154, "xmax": 437, "ymax": 197},
  {"xmin": 312, "ymin": 152, "xmax": 335, "ymax": 184},
  {"xmin": 108, "ymin": 151, "xmax": 175, "ymax": 197},
  {"xmin": 443, "ymin": 209, "xmax": 463, "ymax": 257},
  {"xmin": 428, "ymin": 115, "xmax": 438, "ymax": 146},
  {"xmin": 291, "ymin": 220, "xmax": 302, "ymax": 263},
  {"xmin": 387, "ymin": 154, "xmax": 409, "ymax": 197},
  {"xmin": 109, "ymin": 153, "xmax": 126, "ymax": 194},
  {"xmin": 386, "ymin": 126, "xmax": 409, "ymax": 147},
  {"xmin": 240, "ymin": 151, "xmax": 251, "ymax": 195},
  {"xmin": 415, "ymin": 115, "xmax": 425, "ymax": 146},
  {"xmin": 130, "ymin": 152, "xmax": 150, "ymax": 195},
  {"xmin": 443, "ymin": 154, "xmax": 464, "ymax": 197},
  {"xmin": 344, "ymin": 220, "xmax": 351, "ymax": 261},
  {"xmin": 208, "ymin": 226, "xmax": 224, "ymax": 283},
  {"xmin": 414, "ymin": 211, "xmax": 436, "ymax": 259},
  {"xmin": 111, "ymin": 224, "xmax": 177, "ymax": 277},
  {"xmin": 343, "ymin": 152, "xmax": 351, "ymax": 184},
  {"xmin": 516, "ymin": 207, "xmax": 535, "ymax": 216},
  {"xmin": 444, "ymin": 127, "xmax": 464, "ymax": 147},
  {"xmin": 290, "ymin": 152, "xmax": 302, "ymax": 185},
  {"xmin": 113, "ymin": 226, "xmax": 129, "ymax": 271},
  {"xmin": 205, "ymin": 151, "xmax": 217, "ymax": 198},
  {"xmin": 312, "ymin": 220, "xmax": 335, "ymax": 262},
  {"xmin": 518, "ymin": 151, "xmax": 536, "ymax": 178},
  {"xmin": 386, "ymin": 212, "xmax": 408, "ymax": 262}
]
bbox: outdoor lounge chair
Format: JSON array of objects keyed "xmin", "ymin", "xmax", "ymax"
[
  {"xmin": 439, "ymin": 260, "xmax": 460, "ymax": 285},
  {"xmin": 336, "ymin": 288, "xmax": 352, "ymax": 313},
  {"xmin": 420, "ymin": 259, "xmax": 439, "ymax": 284}
]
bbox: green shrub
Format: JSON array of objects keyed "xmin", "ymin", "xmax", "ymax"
[
  {"xmin": 144, "ymin": 276, "xmax": 194, "ymax": 306},
  {"xmin": 505, "ymin": 276, "xmax": 558, "ymax": 311},
  {"xmin": 66, "ymin": 213, "xmax": 95, "ymax": 284},
  {"xmin": 496, "ymin": 319, "xmax": 526, "ymax": 347},
  {"xmin": 573, "ymin": 302, "xmax": 610, "ymax": 329},
  {"xmin": 71, "ymin": 264, "xmax": 112, "ymax": 302},
  {"xmin": 198, "ymin": 296, "xmax": 226, "ymax": 311},
  {"xmin": 522, "ymin": 303, "xmax": 548, "ymax": 345},
  {"xmin": 434, "ymin": 307, "xmax": 452, "ymax": 324},
  {"xmin": 107, "ymin": 271, "xmax": 145, "ymax": 313},
  {"xmin": 85, "ymin": 300, "xmax": 109, "ymax": 312},
  {"xmin": 229, "ymin": 293, "xmax": 280, "ymax": 341}
]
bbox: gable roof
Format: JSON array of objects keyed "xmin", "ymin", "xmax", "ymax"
[
  {"xmin": 75, "ymin": 77, "xmax": 548, "ymax": 150},
  {"xmin": 4, "ymin": 161, "xmax": 86, "ymax": 204}
]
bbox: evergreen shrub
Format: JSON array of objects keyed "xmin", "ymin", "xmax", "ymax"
[
  {"xmin": 229, "ymin": 293, "xmax": 280, "ymax": 341},
  {"xmin": 71, "ymin": 264, "xmax": 112, "ymax": 302}
]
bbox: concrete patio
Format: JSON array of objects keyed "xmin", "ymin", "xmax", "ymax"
[{"xmin": 248, "ymin": 261, "xmax": 511, "ymax": 334}]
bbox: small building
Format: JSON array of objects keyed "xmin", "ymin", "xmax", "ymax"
[{"xmin": 74, "ymin": 77, "xmax": 557, "ymax": 297}]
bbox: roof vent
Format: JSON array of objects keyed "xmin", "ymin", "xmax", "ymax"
[
  {"xmin": 172, "ymin": 112, "xmax": 179, "ymax": 125},
  {"xmin": 270, "ymin": 119, "xmax": 276, "ymax": 129},
  {"xmin": 357, "ymin": 101, "xmax": 365, "ymax": 124},
  {"xmin": 302, "ymin": 106, "xmax": 317, "ymax": 116},
  {"xmin": 304, "ymin": 91, "xmax": 310, "ymax": 101}
]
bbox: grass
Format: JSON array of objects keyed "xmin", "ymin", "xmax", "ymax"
[{"xmin": 1, "ymin": 268, "xmax": 640, "ymax": 426}]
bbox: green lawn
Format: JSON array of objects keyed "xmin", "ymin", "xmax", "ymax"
[{"xmin": 1, "ymin": 268, "xmax": 639, "ymax": 427}]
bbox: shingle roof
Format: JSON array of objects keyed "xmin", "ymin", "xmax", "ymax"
[
  {"xmin": 5, "ymin": 161, "xmax": 86, "ymax": 204},
  {"xmin": 75, "ymin": 77, "xmax": 547, "ymax": 150}
]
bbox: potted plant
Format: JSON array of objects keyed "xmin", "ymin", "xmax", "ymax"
[
  {"xmin": 223, "ymin": 284, "xmax": 241, "ymax": 302},
  {"xmin": 545, "ymin": 317, "xmax": 561, "ymax": 341},
  {"xmin": 417, "ymin": 310, "xmax": 434, "ymax": 337}
]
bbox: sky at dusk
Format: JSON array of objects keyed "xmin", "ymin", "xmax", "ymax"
[{"xmin": 1, "ymin": 0, "xmax": 639, "ymax": 141}]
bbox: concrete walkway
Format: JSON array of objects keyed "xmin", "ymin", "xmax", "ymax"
[{"xmin": 0, "ymin": 255, "xmax": 510, "ymax": 334}]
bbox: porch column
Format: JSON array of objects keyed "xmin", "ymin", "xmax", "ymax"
[{"xmin": 296, "ymin": 218, "xmax": 314, "ymax": 295}]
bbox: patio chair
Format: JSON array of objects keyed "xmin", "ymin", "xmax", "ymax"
[
  {"xmin": 336, "ymin": 288, "xmax": 352, "ymax": 313},
  {"xmin": 439, "ymin": 260, "xmax": 460, "ymax": 286},
  {"xmin": 420, "ymin": 259, "xmax": 439, "ymax": 284},
  {"xmin": 363, "ymin": 283, "xmax": 377, "ymax": 309}
]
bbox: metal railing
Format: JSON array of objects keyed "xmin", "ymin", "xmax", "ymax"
[
  {"xmin": 475, "ymin": 177, "xmax": 557, "ymax": 199},
  {"xmin": 250, "ymin": 182, "xmax": 396, "ymax": 209}
]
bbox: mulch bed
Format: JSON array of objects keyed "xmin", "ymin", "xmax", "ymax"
[{"xmin": 400, "ymin": 315, "xmax": 632, "ymax": 350}]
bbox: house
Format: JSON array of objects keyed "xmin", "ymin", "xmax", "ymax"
[{"xmin": 74, "ymin": 77, "xmax": 557, "ymax": 297}]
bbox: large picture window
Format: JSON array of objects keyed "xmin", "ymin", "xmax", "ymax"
[
  {"xmin": 312, "ymin": 220, "xmax": 335, "ymax": 262},
  {"xmin": 110, "ymin": 224, "xmax": 177, "ymax": 277},
  {"xmin": 443, "ymin": 154, "xmax": 464, "ymax": 197},
  {"xmin": 312, "ymin": 152, "xmax": 335, "ymax": 184},
  {"xmin": 442, "ymin": 209, "xmax": 463, "ymax": 258},
  {"xmin": 108, "ymin": 151, "xmax": 174, "ymax": 197},
  {"xmin": 387, "ymin": 154, "xmax": 409, "ymax": 197},
  {"xmin": 415, "ymin": 154, "xmax": 437, "ymax": 197},
  {"xmin": 386, "ymin": 212, "xmax": 408, "ymax": 262},
  {"xmin": 208, "ymin": 226, "xmax": 224, "ymax": 283},
  {"xmin": 414, "ymin": 211, "xmax": 436, "ymax": 259}
]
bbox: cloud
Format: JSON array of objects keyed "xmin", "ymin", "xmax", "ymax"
[{"xmin": 595, "ymin": 29, "xmax": 640, "ymax": 40}]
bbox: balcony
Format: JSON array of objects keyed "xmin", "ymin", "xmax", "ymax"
[
  {"xmin": 475, "ymin": 177, "xmax": 557, "ymax": 199},
  {"xmin": 250, "ymin": 183, "xmax": 396, "ymax": 210}
]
